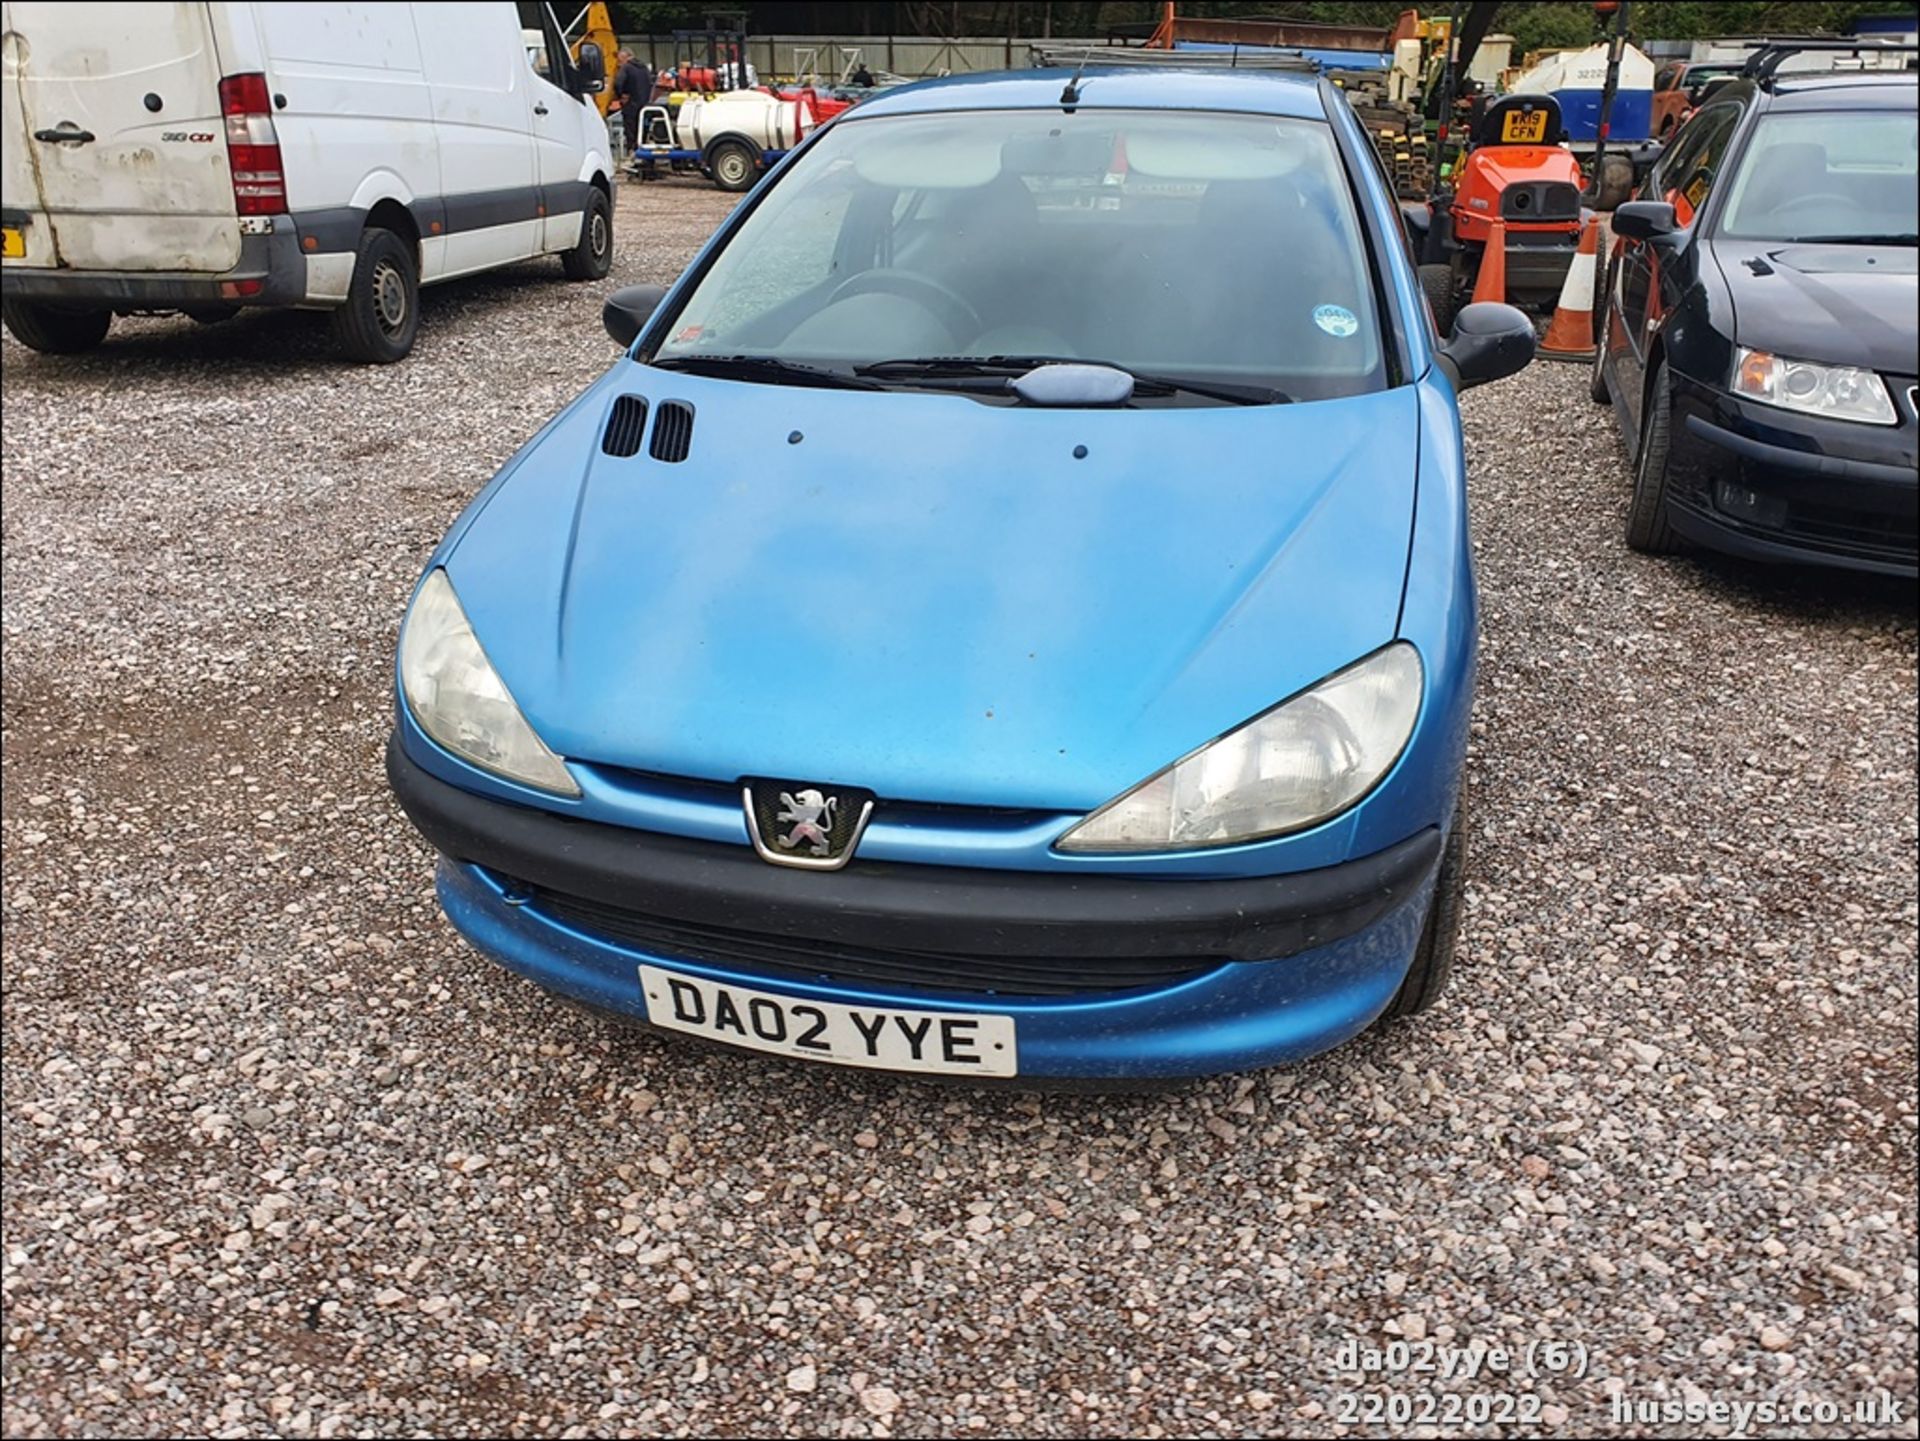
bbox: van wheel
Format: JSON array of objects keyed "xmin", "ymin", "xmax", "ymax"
[
  {"xmin": 329, "ymin": 227, "xmax": 418, "ymax": 364},
  {"xmin": 1417, "ymin": 263, "xmax": 1457, "ymax": 338},
  {"xmin": 2, "ymin": 298, "xmax": 111, "ymax": 354},
  {"xmin": 707, "ymin": 139, "xmax": 758, "ymax": 192},
  {"xmin": 561, "ymin": 186, "xmax": 613, "ymax": 281},
  {"xmin": 1626, "ymin": 362, "xmax": 1682, "ymax": 554},
  {"xmin": 1378, "ymin": 800, "xmax": 1467, "ymax": 1024}
]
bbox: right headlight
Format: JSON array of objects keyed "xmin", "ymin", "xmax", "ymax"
[
  {"xmin": 1056, "ymin": 642, "xmax": 1423, "ymax": 853},
  {"xmin": 399, "ymin": 568, "xmax": 578, "ymax": 796},
  {"xmin": 1733, "ymin": 347, "xmax": 1897, "ymax": 426}
]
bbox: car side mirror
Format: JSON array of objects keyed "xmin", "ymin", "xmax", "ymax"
[
  {"xmin": 604, "ymin": 283, "xmax": 669, "ymax": 348},
  {"xmin": 575, "ymin": 41, "xmax": 606, "ymax": 94},
  {"xmin": 1612, "ymin": 199, "xmax": 1678, "ymax": 241},
  {"xmin": 1437, "ymin": 301, "xmax": 1535, "ymax": 391}
]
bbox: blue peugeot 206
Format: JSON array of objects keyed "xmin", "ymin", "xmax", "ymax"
[{"xmin": 386, "ymin": 67, "xmax": 1537, "ymax": 1082}]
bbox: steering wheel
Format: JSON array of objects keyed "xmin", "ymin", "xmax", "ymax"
[
  {"xmin": 1768, "ymin": 192, "xmax": 1856, "ymax": 221},
  {"xmin": 827, "ymin": 269, "xmax": 983, "ymax": 342}
]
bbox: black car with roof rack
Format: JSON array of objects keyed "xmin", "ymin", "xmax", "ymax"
[{"xmin": 1592, "ymin": 41, "xmax": 1918, "ymax": 577}]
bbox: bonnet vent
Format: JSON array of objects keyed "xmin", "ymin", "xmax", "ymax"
[
  {"xmin": 601, "ymin": 395, "xmax": 649, "ymax": 457},
  {"xmin": 649, "ymin": 400, "xmax": 695, "ymax": 463}
]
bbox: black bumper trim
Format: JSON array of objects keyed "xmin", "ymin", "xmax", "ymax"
[
  {"xmin": 1665, "ymin": 501, "xmax": 1920, "ymax": 578},
  {"xmin": 388, "ymin": 735, "xmax": 1442, "ymax": 964},
  {"xmin": 1685, "ymin": 414, "xmax": 1917, "ymax": 487},
  {"xmin": 0, "ymin": 227, "xmax": 303, "ymax": 308}
]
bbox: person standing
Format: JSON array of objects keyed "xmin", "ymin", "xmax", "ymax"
[{"xmin": 612, "ymin": 48, "xmax": 654, "ymax": 162}]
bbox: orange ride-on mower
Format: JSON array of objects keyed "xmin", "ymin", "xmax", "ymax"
[{"xmin": 1416, "ymin": 94, "xmax": 1587, "ymax": 336}]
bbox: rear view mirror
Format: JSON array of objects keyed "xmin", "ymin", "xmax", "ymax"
[
  {"xmin": 576, "ymin": 41, "xmax": 606, "ymax": 94},
  {"xmin": 1612, "ymin": 199, "xmax": 1678, "ymax": 241},
  {"xmin": 604, "ymin": 283, "xmax": 669, "ymax": 348},
  {"xmin": 1438, "ymin": 301, "xmax": 1535, "ymax": 391}
]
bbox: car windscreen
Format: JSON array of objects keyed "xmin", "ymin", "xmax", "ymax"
[
  {"xmin": 1716, "ymin": 108, "xmax": 1919, "ymax": 243},
  {"xmin": 650, "ymin": 108, "xmax": 1387, "ymax": 403}
]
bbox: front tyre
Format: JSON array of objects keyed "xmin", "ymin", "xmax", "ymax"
[
  {"xmin": 1417, "ymin": 263, "xmax": 1457, "ymax": 338},
  {"xmin": 1378, "ymin": 800, "xmax": 1468, "ymax": 1023},
  {"xmin": 329, "ymin": 227, "xmax": 419, "ymax": 364},
  {"xmin": 707, "ymin": 138, "xmax": 758, "ymax": 193},
  {"xmin": 561, "ymin": 186, "xmax": 613, "ymax": 281},
  {"xmin": 1625, "ymin": 361, "xmax": 1683, "ymax": 554},
  {"xmin": 1588, "ymin": 260, "xmax": 1613, "ymax": 404},
  {"xmin": 2, "ymin": 298, "xmax": 111, "ymax": 354}
]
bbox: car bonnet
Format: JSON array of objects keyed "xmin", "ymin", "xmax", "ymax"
[
  {"xmin": 443, "ymin": 370, "xmax": 1423, "ymax": 813},
  {"xmin": 1712, "ymin": 239, "xmax": 1919, "ymax": 376}
]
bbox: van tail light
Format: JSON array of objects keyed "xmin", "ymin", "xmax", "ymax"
[{"xmin": 219, "ymin": 72, "xmax": 286, "ymax": 216}]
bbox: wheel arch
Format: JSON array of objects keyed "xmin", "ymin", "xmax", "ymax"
[
  {"xmin": 1641, "ymin": 334, "xmax": 1668, "ymax": 423},
  {"xmin": 362, "ymin": 196, "xmax": 422, "ymax": 272}
]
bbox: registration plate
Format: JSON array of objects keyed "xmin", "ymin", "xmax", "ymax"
[
  {"xmin": 1, "ymin": 227, "xmax": 24, "ymax": 259},
  {"xmin": 639, "ymin": 965, "xmax": 1018, "ymax": 1077},
  {"xmin": 1501, "ymin": 110, "xmax": 1548, "ymax": 144}
]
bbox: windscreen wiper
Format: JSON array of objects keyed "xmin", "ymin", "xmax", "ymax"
[
  {"xmin": 1125, "ymin": 371, "xmax": 1292, "ymax": 406},
  {"xmin": 648, "ymin": 354, "xmax": 885, "ymax": 390},
  {"xmin": 855, "ymin": 356, "xmax": 1290, "ymax": 406}
]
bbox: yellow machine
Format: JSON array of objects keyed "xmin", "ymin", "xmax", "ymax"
[{"xmin": 567, "ymin": 2, "xmax": 621, "ymax": 118}]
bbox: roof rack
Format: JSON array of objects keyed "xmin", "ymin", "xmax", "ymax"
[
  {"xmin": 1740, "ymin": 40, "xmax": 1918, "ymax": 81},
  {"xmin": 1028, "ymin": 43, "xmax": 1317, "ymax": 73}
]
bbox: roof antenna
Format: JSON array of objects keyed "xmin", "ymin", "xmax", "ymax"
[{"xmin": 1060, "ymin": 46, "xmax": 1093, "ymax": 107}]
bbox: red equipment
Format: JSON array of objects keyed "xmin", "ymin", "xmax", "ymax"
[{"xmin": 1417, "ymin": 94, "xmax": 1588, "ymax": 334}]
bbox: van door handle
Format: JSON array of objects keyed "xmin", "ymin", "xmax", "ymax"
[
  {"xmin": 34, "ymin": 126, "xmax": 95, "ymax": 145},
  {"xmin": 533, "ymin": 102, "xmax": 549, "ymax": 116}
]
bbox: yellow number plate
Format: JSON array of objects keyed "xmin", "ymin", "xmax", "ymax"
[
  {"xmin": 1501, "ymin": 110, "xmax": 1548, "ymax": 144},
  {"xmin": 0, "ymin": 227, "xmax": 24, "ymax": 259}
]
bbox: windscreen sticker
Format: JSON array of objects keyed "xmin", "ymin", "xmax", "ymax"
[{"xmin": 1313, "ymin": 304, "xmax": 1359, "ymax": 338}]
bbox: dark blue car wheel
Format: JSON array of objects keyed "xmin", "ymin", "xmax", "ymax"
[{"xmin": 1626, "ymin": 362, "xmax": 1682, "ymax": 554}]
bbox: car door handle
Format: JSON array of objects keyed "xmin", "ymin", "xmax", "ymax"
[
  {"xmin": 34, "ymin": 126, "xmax": 95, "ymax": 145},
  {"xmin": 533, "ymin": 102, "xmax": 549, "ymax": 116}
]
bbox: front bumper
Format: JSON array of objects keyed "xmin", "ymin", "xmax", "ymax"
[
  {"xmin": 1665, "ymin": 374, "xmax": 1919, "ymax": 577},
  {"xmin": 389, "ymin": 735, "xmax": 1443, "ymax": 1079}
]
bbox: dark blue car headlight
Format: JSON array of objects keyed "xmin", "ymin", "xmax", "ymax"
[
  {"xmin": 1733, "ymin": 348, "xmax": 1899, "ymax": 426},
  {"xmin": 399, "ymin": 569, "xmax": 579, "ymax": 796},
  {"xmin": 1056, "ymin": 642, "xmax": 1423, "ymax": 853}
]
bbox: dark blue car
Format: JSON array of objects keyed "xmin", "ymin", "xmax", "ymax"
[
  {"xmin": 1595, "ymin": 52, "xmax": 1918, "ymax": 575},
  {"xmin": 386, "ymin": 68, "xmax": 1536, "ymax": 1080}
]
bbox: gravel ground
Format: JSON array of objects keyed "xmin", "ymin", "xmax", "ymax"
[{"xmin": 3, "ymin": 178, "xmax": 1916, "ymax": 1439}]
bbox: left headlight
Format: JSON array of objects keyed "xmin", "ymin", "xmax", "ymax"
[
  {"xmin": 1056, "ymin": 642, "xmax": 1423, "ymax": 854},
  {"xmin": 1733, "ymin": 347, "xmax": 1897, "ymax": 426},
  {"xmin": 399, "ymin": 568, "xmax": 579, "ymax": 796}
]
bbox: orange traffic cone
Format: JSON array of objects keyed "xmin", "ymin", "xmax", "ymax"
[
  {"xmin": 1470, "ymin": 219, "xmax": 1508, "ymax": 305},
  {"xmin": 1539, "ymin": 215, "xmax": 1602, "ymax": 361}
]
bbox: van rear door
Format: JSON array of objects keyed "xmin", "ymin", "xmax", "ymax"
[{"xmin": 0, "ymin": 1, "xmax": 240, "ymax": 272}]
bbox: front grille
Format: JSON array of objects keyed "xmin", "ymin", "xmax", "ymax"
[
  {"xmin": 1786, "ymin": 498, "xmax": 1919, "ymax": 554},
  {"xmin": 527, "ymin": 885, "xmax": 1224, "ymax": 998},
  {"xmin": 1501, "ymin": 181, "xmax": 1581, "ymax": 222}
]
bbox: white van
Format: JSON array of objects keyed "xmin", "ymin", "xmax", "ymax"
[{"xmin": 0, "ymin": 1, "xmax": 613, "ymax": 362}]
